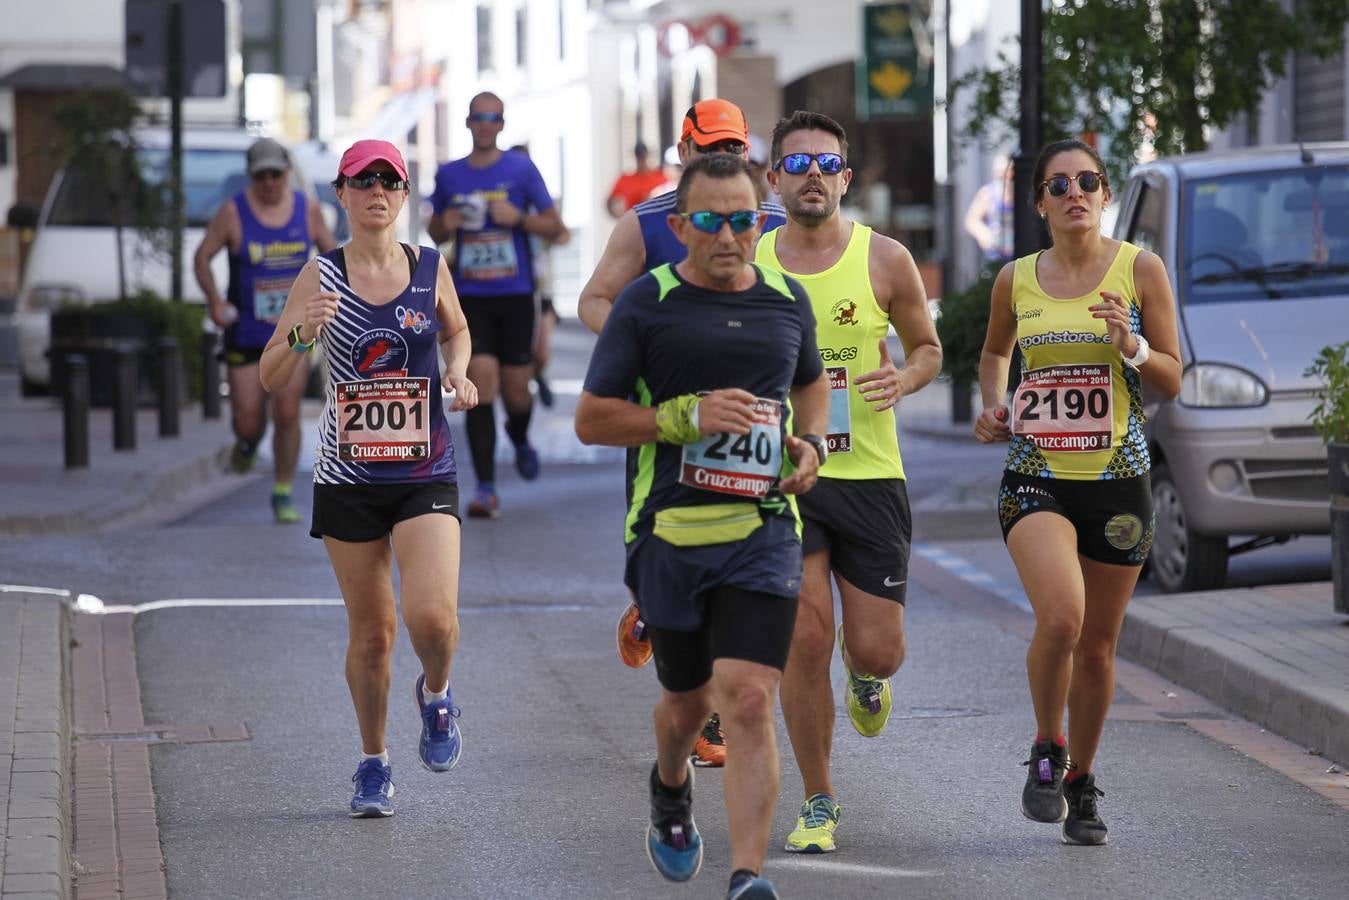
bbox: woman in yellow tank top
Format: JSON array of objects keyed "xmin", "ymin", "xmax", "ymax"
[{"xmin": 974, "ymin": 139, "xmax": 1182, "ymax": 845}]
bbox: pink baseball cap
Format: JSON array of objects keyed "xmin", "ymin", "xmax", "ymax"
[{"xmin": 338, "ymin": 139, "xmax": 408, "ymax": 180}]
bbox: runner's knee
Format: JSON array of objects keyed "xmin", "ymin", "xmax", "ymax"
[
  {"xmin": 1034, "ymin": 609, "xmax": 1083, "ymax": 651},
  {"xmin": 718, "ymin": 677, "xmax": 776, "ymax": 727},
  {"xmin": 348, "ymin": 621, "xmax": 396, "ymax": 667}
]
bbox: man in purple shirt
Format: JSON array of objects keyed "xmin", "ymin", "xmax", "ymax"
[{"xmin": 429, "ymin": 91, "xmax": 567, "ymax": 517}]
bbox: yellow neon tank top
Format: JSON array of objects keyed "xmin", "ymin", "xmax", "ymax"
[
  {"xmin": 757, "ymin": 223, "xmax": 904, "ymax": 480},
  {"xmin": 1006, "ymin": 241, "xmax": 1149, "ymax": 480}
]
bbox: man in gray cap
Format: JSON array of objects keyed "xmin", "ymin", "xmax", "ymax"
[{"xmin": 194, "ymin": 137, "xmax": 338, "ymax": 522}]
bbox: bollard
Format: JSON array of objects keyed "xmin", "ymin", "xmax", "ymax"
[
  {"xmin": 111, "ymin": 345, "xmax": 137, "ymax": 451},
  {"xmin": 63, "ymin": 353, "xmax": 90, "ymax": 469},
  {"xmin": 201, "ymin": 330, "xmax": 221, "ymax": 420},
  {"xmin": 158, "ymin": 336, "xmax": 181, "ymax": 438}
]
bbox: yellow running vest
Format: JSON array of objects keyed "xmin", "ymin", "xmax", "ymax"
[
  {"xmin": 757, "ymin": 223, "xmax": 905, "ymax": 480},
  {"xmin": 1007, "ymin": 242, "xmax": 1150, "ymax": 480}
]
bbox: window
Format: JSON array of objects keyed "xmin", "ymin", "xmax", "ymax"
[
  {"xmin": 477, "ymin": 6, "xmax": 494, "ymax": 74},
  {"xmin": 1126, "ymin": 182, "xmax": 1166, "ymax": 257},
  {"xmin": 48, "ymin": 148, "xmax": 249, "ymax": 229},
  {"xmin": 516, "ymin": 7, "xmax": 527, "ymax": 68}
]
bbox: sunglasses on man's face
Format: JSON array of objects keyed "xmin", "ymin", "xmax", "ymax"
[
  {"xmin": 468, "ymin": 112, "xmax": 504, "ymax": 124},
  {"xmin": 346, "ymin": 171, "xmax": 409, "ymax": 191},
  {"xmin": 252, "ymin": 169, "xmax": 285, "ymax": 181},
  {"xmin": 692, "ymin": 140, "xmax": 746, "ymax": 156},
  {"xmin": 1041, "ymin": 171, "xmax": 1105, "ymax": 197},
  {"xmin": 682, "ymin": 210, "xmax": 762, "ymax": 235},
  {"xmin": 775, "ymin": 153, "xmax": 845, "ymax": 176}
]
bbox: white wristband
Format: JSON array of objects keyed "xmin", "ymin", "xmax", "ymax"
[{"xmin": 1123, "ymin": 334, "xmax": 1150, "ymax": 369}]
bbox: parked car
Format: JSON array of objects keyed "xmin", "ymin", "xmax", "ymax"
[
  {"xmin": 14, "ymin": 128, "xmax": 322, "ymax": 394},
  {"xmin": 1113, "ymin": 143, "xmax": 1349, "ymax": 592}
]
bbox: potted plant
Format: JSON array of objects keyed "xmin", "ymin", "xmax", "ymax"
[
  {"xmin": 935, "ymin": 264, "xmax": 998, "ymax": 422},
  {"xmin": 1306, "ymin": 341, "xmax": 1349, "ymax": 613}
]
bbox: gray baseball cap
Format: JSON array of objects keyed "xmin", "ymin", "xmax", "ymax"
[{"xmin": 247, "ymin": 138, "xmax": 290, "ymax": 174}]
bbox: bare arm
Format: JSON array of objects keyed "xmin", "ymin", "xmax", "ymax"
[
  {"xmin": 963, "ymin": 185, "xmax": 995, "ymax": 252},
  {"xmin": 427, "ymin": 207, "xmax": 465, "ymax": 246},
  {"xmin": 574, "ymin": 392, "xmax": 658, "ymax": 446},
  {"xmin": 193, "ymin": 202, "xmax": 238, "ymax": 325},
  {"xmin": 433, "ymin": 254, "xmax": 478, "ymax": 411},
  {"xmin": 307, "ymin": 197, "xmax": 339, "ymax": 253},
  {"xmin": 1130, "ymin": 250, "xmax": 1183, "ymax": 398},
  {"xmin": 577, "ymin": 210, "xmax": 647, "ymax": 334},
  {"xmin": 974, "ymin": 263, "xmax": 1018, "ymax": 442},
  {"xmin": 859, "ymin": 235, "xmax": 942, "ymax": 409}
]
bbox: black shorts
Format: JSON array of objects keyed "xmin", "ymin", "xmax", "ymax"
[
  {"xmin": 646, "ymin": 586, "xmax": 799, "ymax": 693},
  {"xmin": 800, "ymin": 478, "xmax": 912, "ymax": 604},
  {"xmin": 998, "ymin": 471, "xmax": 1154, "ymax": 566},
  {"xmin": 220, "ymin": 338, "xmax": 264, "ymax": 367},
  {"xmin": 459, "ymin": 293, "xmax": 537, "ymax": 366},
  {"xmin": 310, "ymin": 481, "xmax": 460, "ymax": 542}
]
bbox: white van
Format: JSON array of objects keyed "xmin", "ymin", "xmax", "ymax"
[{"xmin": 15, "ymin": 128, "xmax": 323, "ymax": 394}]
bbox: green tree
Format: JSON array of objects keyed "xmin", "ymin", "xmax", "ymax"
[{"xmin": 953, "ymin": 0, "xmax": 1349, "ymax": 178}]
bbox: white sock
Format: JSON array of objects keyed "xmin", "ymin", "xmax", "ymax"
[
  {"xmin": 422, "ymin": 680, "xmax": 449, "ymax": 704},
  {"xmin": 362, "ymin": 750, "xmax": 389, "ymax": 766}
]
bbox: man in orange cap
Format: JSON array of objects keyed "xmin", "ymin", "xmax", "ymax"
[{"xmin": 577, "ymin": 99, "xmax": 787, "ymax": 769}]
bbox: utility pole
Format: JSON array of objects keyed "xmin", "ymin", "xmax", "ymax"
[
  {"xmin": 168, "ymin": 0, "xmax": 184, "ymax": 301},
  {"xmin": 1013, "ymin": 0, "xmax": 1044, "ymax": 258}
]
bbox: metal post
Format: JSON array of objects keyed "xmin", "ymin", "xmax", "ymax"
[
  {"xmin": 112, "ymin": 346, "xmax": 138, "ymax": 451},
  {"xmin": 169, "ymin": 0, "xmax": 185, "ymax": 301},
  {"xmin": 63, "ymin": 354, "xmax": 90, "ymax": 469},
  {"xmin": 201, "ymin": 330, "xmax": 221, "ymax": 419},
  {"xmin": 1014, "ymin": 0, "xmax": 1045, "ymax": 260},
  {"xmin": 158, "ymin": 336, "xmax": 181, "ymax": 437}
]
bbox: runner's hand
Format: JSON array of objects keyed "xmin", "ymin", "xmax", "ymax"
[
  {"xmin": 696, "ymin": 389, "xmax": 757, "ymax": 436},
  {"xmin": 1090, "ymin": 291, "xmax": 1139, "ymax": 357},
  {"xmin": 974, "ymin": 405, "xmax": 1011, "ymax": 443},
  {"xmin": 208, "ymin": 300, "xmax": 236, "ymax": 328},
  {"xmin": 488, "ymin": 198, "xmax": 524, "ymax": 227},
  {"xmin": 440, "ymin": 208, "xmax": 466, "ymax": 233},
  {"xmin": 442, "ymin": 373, "xmax": 478, "ymax": 412},
  {"xmin": 300, "ymin": 290, "xmax": 340, "ymax": 343},
  {"xmin": 778, "ymin": 435, "xmax": 819, "ymax": 494},
  {"xmin": 855, "ymin": 338, "xmax": 906, "ymax": 411}
]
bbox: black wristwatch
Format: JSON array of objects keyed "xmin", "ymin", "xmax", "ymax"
[{"xmin": 800, "ymin": 433, "xmax": 828, "ymax": 467}]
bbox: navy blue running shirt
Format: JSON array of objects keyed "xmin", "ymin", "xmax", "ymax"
[{"xmin": 584, "ymin": 263, "xmax": 822, "ymax": 541}]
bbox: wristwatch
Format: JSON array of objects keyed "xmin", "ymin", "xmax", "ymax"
[
  {"xmin": 800, "ymin": 433, "xmax": 828, "ymax": 467},
  {"xmin": 1123, "ymin": 333, "xmax": 1150, "ymax": 369},
  {"xmin": 288, "ymin": 323, "xmax": 315, "ymax": 353}
]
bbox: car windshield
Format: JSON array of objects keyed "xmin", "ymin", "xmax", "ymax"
[
  {"xmin": 1182, "ymin": 163, "xmax": 1349, "ymax": 304},
  {"xmin": 46, "ymin": 147, "xmax": 247, "ymax": 229}
]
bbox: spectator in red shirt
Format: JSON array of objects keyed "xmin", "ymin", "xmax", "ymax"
[{"xmin": 607, "ymin": 142, "xmax": 668, "ymax": 217}]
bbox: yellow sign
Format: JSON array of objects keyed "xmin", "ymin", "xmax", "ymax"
[
  {"xmin": 875, "ymin": 7, "xmax": 909, "ymax": 36},
  {"xmin": 869, "ymin": 61, "xmax": 913, "ymax": 99}
]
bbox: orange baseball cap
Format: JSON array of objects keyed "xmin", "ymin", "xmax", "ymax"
[{"xmin": 680, "ymin": 99, "xmax": 749, "ymax": 147}]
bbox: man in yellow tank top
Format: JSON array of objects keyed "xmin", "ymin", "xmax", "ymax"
[{"xmin": 754, "ymin": 111, "xmax": 942, "ymax": 854}]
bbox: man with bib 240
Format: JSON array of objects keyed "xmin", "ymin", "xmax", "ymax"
[
  {"xmin": 195, "ymin": 137, "xmax": 338, "ymax": 522},
  {"xmin": 576, "ymin": 154, "xmax": 829, "ymax": 900}
]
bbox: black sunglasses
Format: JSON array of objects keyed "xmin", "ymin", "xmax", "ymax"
[
  {"xmin": 1041, "ymin": 171, "xmax": 1106, "ymax": 197},
  {"xmin": 682, "ymin": 210, "xmax": 762, "ymax": 234},
  {"xmin": 251, "ymin": 169, "xmax": 285, "ymax": 181},
  {"xmin": 346, "ymin": 171, "xmax": 409, "ymax": 191},
  {"xmin": 468, "ymin": 112, "xmax": 504, "ymax": 123},
  {"xmin": 691, "ymin": 139, "xmax": 746, "ymax": 156},
  {"xmin": 775, "ymin": 153, "xmax": 845, "ymax": 175}
]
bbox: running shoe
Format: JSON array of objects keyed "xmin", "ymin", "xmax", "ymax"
[
  {"xmin": 1062, "ymin": 774, "xmax": 1108, "ymax": 845},
  {"xmin": 271, "ymin": 491, "xmax": 301, "ymax": 524},
  {"xmin": 227, "ymin": 440, "xmax": 257, "ymax": 474},
  {"xmin": 617, "ymin": 602, "xmax": 653, "ymax": 668},
  {"xmin": 646, "ymin": 760, "xmax": 702, "ymax": 882},
  {"xmin": 1021, "ymin": 738, "xmax": 1070, "ymax": 823},
  {"xmin": 466, "ymin": 485, "xmax": 500, "ymax": 518},
  {"xmin": 838, "ymin": 626, "xmax": 891, "ymax": 737},
  {"xmin": 727, "ymin": 872, "xmax": 779, "ymax": 899},
  {"xmin": 514, "ymin": 441, "xmax": 541, "ymax": 481},
  {"xmin": 349, "ymin": 758, "xmax": 395, "ymax": 818},
  {"xmin": 414, "ymin": 674, "xmax": 463, "ymax": 772},
  {"xmin": 784, "ymin": 793, "xmax": 841, "ymax": 853},
  {"xmin": 691, "ymin": 713, "xmax": 726, "ymax": 768},
  {"xmin": 535, "ymin": 374, "xmax": 555, "ymax": 408}
]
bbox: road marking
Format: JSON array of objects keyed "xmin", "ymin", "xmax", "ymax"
[
  {"xmin": 911, "ymin": 543, "xmax": 1032, "ymax": 612},
  {"xmin": 774, "ymin": 857, "xmax": 937, "ymax": 878},
  {"xmin": 1, "ymin": 583, "xmax": 71, "ymax": 597}
]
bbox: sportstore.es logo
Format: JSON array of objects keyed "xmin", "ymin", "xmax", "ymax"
[{"xmin": 1018, "ymin": 330, "xmax": 1111, "ymax": 349}]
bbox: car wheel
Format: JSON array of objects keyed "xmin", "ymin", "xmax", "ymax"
[{"xmin": 1150, "ymin": 462, "xmax": 1229, "ymax": 593}]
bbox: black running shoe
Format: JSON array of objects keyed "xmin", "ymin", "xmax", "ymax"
[
  {"xmin": 1062, "ymin": 774, "xmax": 1108, "ymax": 845},
  {"xmin": 646, "ymin": 761, "xmax": 702, "ymax": 882},
  {"xmin": 1020, "ymin": 739, "xmax": 1069, "ymax": 822}
]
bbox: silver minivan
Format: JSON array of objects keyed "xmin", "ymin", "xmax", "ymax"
[{"xmin": 1113, "ymin": 144, "xmax": 1349, "ymax": 592}]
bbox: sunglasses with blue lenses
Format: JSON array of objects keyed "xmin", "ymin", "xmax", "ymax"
[
  {"xmin": 468, "ymin": 111, "xmax": 504, "ymax": 123},
  {"xmin": 682, "ymin": 210, "xmax": 762, "ymax": 234},
  {"xmin": 346, "ymin": 171, "xmax": 409, "ymax": 191},
  {"xmin": 775, "ymin": 152, "xmax": 845, "ymax": 175}
]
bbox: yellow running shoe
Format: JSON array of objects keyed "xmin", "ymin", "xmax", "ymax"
[
  {"xmin": 839, "ymin": 625, "xmax": 892, "ymax": 737},
  {"xmin": 784, "ymin": 793, "xmax": 841, "ymax": 853}
]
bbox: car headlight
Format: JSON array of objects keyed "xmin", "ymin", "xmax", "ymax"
[
  {"xmin": 21, "ymin": 284, "xmax": 86, "ymax": 313},
  {"xmin": 1179, "ymin": 363, "xmax": 1268, "ymax": 408}
]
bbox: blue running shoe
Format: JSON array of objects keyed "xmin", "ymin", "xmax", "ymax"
[
  {"xmin": 646, "ymin": 761, "xmax": 702, "ymax": 882},
  {"xmin": 349, "ymin": 758, "xmax": 394, "ymax": 818},
  {"xmin": 728, "ymin": 873, "xmax": 779, "ymax": 899},
  {"xmin": 414, "ymin": 674, "xmax": 463, "ymax": 772},
  {"xmin": 514, "ymin": 441, "xmax": 540, "ymax": 481}
]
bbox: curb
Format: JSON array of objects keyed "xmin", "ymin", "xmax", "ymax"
[
  {"xmin": 0, "ymin": 439, "xmax": 236, "ymax": 538},
  {"xmin": 1119, "ymin": 604, "xmax": 1349, "ymax": 767},
  {"xmin": 0, "ymin": 595, "xmax": 73, "ymax": 899}
]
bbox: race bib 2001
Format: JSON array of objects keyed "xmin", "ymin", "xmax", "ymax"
[
  {"xmin": 336, "ymin": 377, "xmax": 431, "ymax": 463},
  {"xmin": 679, "ymin": 398, "xmax": 783, "ymax": 499},
  {"xmin": 1012, "ymin": 364, "xmax": 1113, "ymax": 452}
]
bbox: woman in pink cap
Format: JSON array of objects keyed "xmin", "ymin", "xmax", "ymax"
[{"xmin": 260, "ymin": 138, "xmax": 478, "ymax": 818}]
